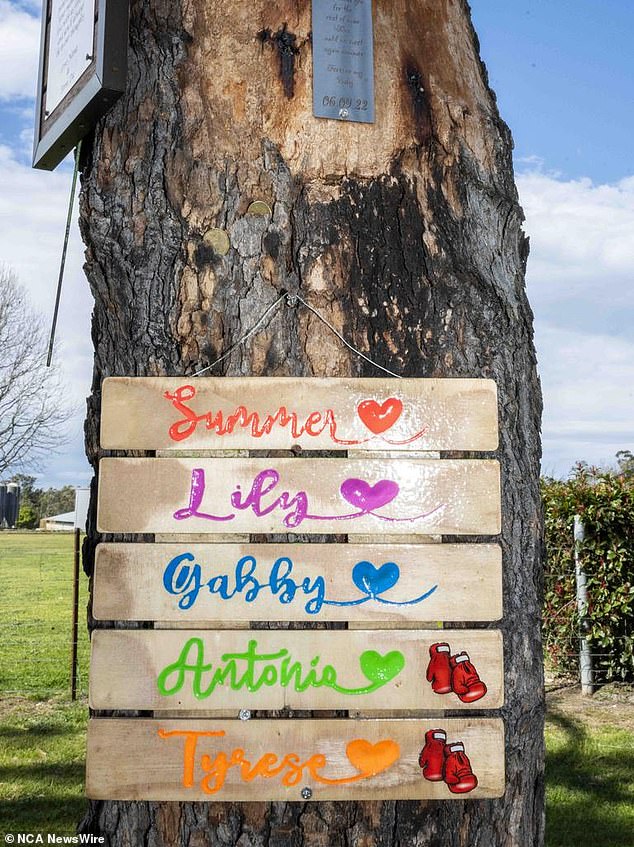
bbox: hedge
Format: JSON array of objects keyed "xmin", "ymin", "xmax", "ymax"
[{"xmin": 542, "ymin": 463, "xmax": 634, "ymax": 683}]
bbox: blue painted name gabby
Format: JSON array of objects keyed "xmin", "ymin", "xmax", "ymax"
[{"xmin": 163, "ymin": 554, "xmax": 437, "ymax": 615}]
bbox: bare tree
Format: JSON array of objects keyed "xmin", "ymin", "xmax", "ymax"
[{"xmin": 0, "ymin": 266, "xmax": 72, "ymax": 476}]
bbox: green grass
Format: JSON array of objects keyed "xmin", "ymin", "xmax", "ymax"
[
  {"xmin": 0, "ymin": 698, "xmax": 88, "ymax": 836},
  {"xmin": 0, "ymin": 533, "xmax": 90, "ymax": 835},
  {"xmin": 545, "ymin": 711, "xmax": 634, "ymax": 847},
  {"xmin": 0, "ymin": 532, "xmax": 90, "ymax": 696}
]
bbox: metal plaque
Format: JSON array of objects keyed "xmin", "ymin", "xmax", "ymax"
[{"xmin": 312, "ymin": 0, "xmax": 375, "ymax": 124}]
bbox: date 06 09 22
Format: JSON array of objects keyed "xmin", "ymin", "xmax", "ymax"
[{"xmin": 322, "ymin": 96, "xmax": 369, "ymax": 110}]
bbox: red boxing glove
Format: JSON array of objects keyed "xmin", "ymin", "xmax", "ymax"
[
  {"xmin": 450, "ymin": 652, "xmax": 487, "ymax": 703},
  {"xmin": 443, "ymin": 742, "xmax": 478, "ymax": 794},
  {"xmin": 426, "ymin": 642, "xmax": 452, "ymax": 694},
  {"xmin": 418, "ymin": 729, "xmax": 447, "ymax": 781}
]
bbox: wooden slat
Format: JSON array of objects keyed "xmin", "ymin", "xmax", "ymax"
[
  {"xmin": 89, "ymin": 628, "xmax": 503, "ymax": 712},
  {"xmin": 86, "ymin": 717, "xmax": 505, "ymax": 801},
  {"xmin": 100, "ymin": 376, "xmax": 498, "ymax": 452},
  {"xmin": 96, "ymin": 458, "xmax": 501, "ymax": 536},
  {"xmin": 93, "ymin": 542, "xmax": 502, "ymax": 623}
]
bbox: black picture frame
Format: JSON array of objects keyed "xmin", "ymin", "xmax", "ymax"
[{"xmin": 32, "ymin": 0, "xmax": 129, "ymax": 171}]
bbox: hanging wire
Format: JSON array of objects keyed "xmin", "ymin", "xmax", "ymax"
[
  {"xmin": 46, "ymin": 140, "xmax": 82, "ymax": 367},
  {"xmin": 193, "ymin": 290, "xmax": 402, "ymax": 379},
  {"xmin": 290, "ymin": 292, "xmax": 402, "ymax": 378},
  {"xmin": 192, "ymin": 292, "xmax": 288, "ymax": 376}
]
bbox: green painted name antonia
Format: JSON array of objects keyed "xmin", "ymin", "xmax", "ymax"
[{"xmin": 157, "ymin": 637, "xmax": 405, "ymax": 700}]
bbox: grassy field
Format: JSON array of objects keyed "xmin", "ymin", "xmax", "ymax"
[
  {"xmin": 0, "ymin": 532, "xmax": 89, "ymax": 835},
  {"xmin": 0, "ymin": 532, "xmax": 90, "ymax": 696},
  {"xmin": 1, "ymin": 533, "xmax": 633, "ymax": 842},
  {"xmin": 545, "ymin": 687, "xmax": 634, "ymax": 847},
  {"xmin": 0, "ymin": 697, "xmax": 87, "ymax": 835}
]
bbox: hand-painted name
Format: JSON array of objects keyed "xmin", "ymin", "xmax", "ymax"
[
  {"xmin": 164, "ymin": 384, "xmax": 427, "ymax": 445},
  {"xmin": 163, "ymin": 552, "xmax": 438, "ymax": 613},
  {"xmin": 159, "ymin": 728, "xmax": 401, "ymax": 794},
  {"xmin": 156, "ymin": 637, "xmax": 405, "ymax": 699},
  {"xmin": 174, "ymin": 467, "xmax": 443, "ymax": 529}
]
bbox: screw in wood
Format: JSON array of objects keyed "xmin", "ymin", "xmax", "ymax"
[
  {"xmin": 239, "ymin": 709, "xmax": 252, "ymax": 721},
  {"xmin": 301, "ymin": 787, "xmax": 313, "ymax": 800}
]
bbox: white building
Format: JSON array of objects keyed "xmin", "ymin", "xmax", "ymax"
[{"xmin": 40, "ymin": 487, "xmax": 90, "ymax": 531}]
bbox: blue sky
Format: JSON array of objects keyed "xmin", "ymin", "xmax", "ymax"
[
  {"xmin": 472, "ymin": 0, "xmax": 634, "ymax": 184},
  {"xmin": 0, "ymin": 0, "xmax": 632, "ymax": 486}
]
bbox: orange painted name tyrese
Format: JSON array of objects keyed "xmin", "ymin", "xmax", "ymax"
[{"xmin": 158, "ymin": 729, "xmax": 401, "ymax": 794}]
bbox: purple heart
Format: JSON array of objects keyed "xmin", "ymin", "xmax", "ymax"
[{"xmin": 340, "ymin": 478, "xmax": 400, "ymax": 512}]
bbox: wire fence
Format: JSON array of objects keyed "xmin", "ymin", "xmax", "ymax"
[
  {"xmin": 543, "ymin": 562, "xmax": 632, "ymax": 690},
  {"xmin": 0, "ymin": 531, "xmax": 90, "ymax": 698}
]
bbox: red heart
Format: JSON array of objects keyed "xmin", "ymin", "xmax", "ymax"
[{"xmin": 357, "ymin": 398, "xmax": 403, "ymax": 434}]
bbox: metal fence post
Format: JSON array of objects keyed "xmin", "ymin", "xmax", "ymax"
[
  {"xmin": 574, "ymin": 515, "xmax": 594, "ymax": 695},
  {"xmin": 70, "ymin": 527, "xmax": 81, "ymax": 700}
]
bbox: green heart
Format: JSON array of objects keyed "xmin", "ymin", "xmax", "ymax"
[{"xmin": 359, "ymin": 650, "xmax": 405, "ymax": 685}]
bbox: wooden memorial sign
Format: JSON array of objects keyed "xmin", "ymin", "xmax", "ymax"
[
  {"xmin": 96, "ymin": 457, "xmax": 500, "ymax": 536},
  {"xmin": 88, "ymin": 376, "xmax": 505, "ymax": 802},
  {"xmin": 93, "ymin": 542, "xmax": 503, "ymax": 623},
  {"xmin": 100, "ymin": 376, "xmax": 498, "ymax": 451},
  {"xmin": 86, "ymin": 718, "xmax": 505, "ymax": 801},
  {"xmin": 89, "ymin": 628, "xmax": 503, "ymax": 712}
]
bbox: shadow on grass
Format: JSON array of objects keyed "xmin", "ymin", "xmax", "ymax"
[
  {"xmin": 0, "ymin": 758, "xmax": 87, "ymax": 835},
  {"xmin": 0, "ymin": 722, "xmax": 81, "ymax": 740},
  {"xmin": 0, "ymin": 797, "xmax": 88, "ymax": 835},
  {"xmin": 0, "ymin": 761, "xmax": 85, "ymax": 782},
  {"xmin": 546, "ymin": 710, "xmax": 634, "ymax": 847}
]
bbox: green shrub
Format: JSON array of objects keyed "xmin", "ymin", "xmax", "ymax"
[
  {"xmin": 16, "ymin": 503, "xmax": 38, "ymax": 529},
  {"xmin": 542, "ymin": 464, "xmax": 634, "ymax": 683}
]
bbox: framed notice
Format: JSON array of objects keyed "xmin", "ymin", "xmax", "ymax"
[{"xmin": 32, "ymin": 0, "xmax": 129, "ymax": 170}]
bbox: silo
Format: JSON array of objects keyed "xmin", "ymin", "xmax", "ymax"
[{"xmin": 6, "ymin": 483, "xmax": 20, "ymax": 528}]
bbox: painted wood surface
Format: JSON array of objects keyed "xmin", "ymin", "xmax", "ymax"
[
  {"xmin": 93, "ymin": 542, "xmax": 503, "ymax": 623},
  {"xmin": 89, "ymin": 628, "xmax": 503, "ymax": 711},
  {"xmin": 86, "ymin": 717, "xmax": 505, "ymax": 801},
  {"xmin": 96, "ymin": 458, "xmax": 501, "ymax": 536},
  {"xmin": 100, "ymin": 377, "xmax": 498, "ymax": 451}
]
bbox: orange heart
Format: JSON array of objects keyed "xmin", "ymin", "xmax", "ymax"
[
  {"xmin": 346, "ymin": 739, "xmax": 401, "ymax": 776},
  {"xmin": 358, "ymin": 398, "xmax": 403, "ymax": 434}
]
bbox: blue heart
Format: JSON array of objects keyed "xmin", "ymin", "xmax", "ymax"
[{"xmin": 352, "ymin": 561, "xmax": 400, "ymax": 597}]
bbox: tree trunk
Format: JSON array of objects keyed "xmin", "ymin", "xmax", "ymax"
[{"xmin": 78, "ymin": 0, "xmax": 544, "ymax": 844}]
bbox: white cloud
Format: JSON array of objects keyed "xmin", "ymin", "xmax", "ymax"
[
  {"xmin": 518, "ymin": 171, "xmax": 634, "ymax": 307},
  {"xmin": 538, "ymin": 324, "xmax": 634, "ymax": 428},
  {"xmin": 518, "ymin": 169, "xmax": 634, "ymax": 477},
  {"xmin": 0, "ymin": 142, "xmax": 92, "ymax": 487},
  {"xmin": 0, "ymin": 0, "xmax": 40, "ymax": 101},
  {"xmin": 0, "ymin": 144, "xmax": 78, "ymax": 289}
]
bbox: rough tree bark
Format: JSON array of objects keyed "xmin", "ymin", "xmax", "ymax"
[{"xmin": 78, "ymin": 0, "xmax": 544, "ymax": 844}]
